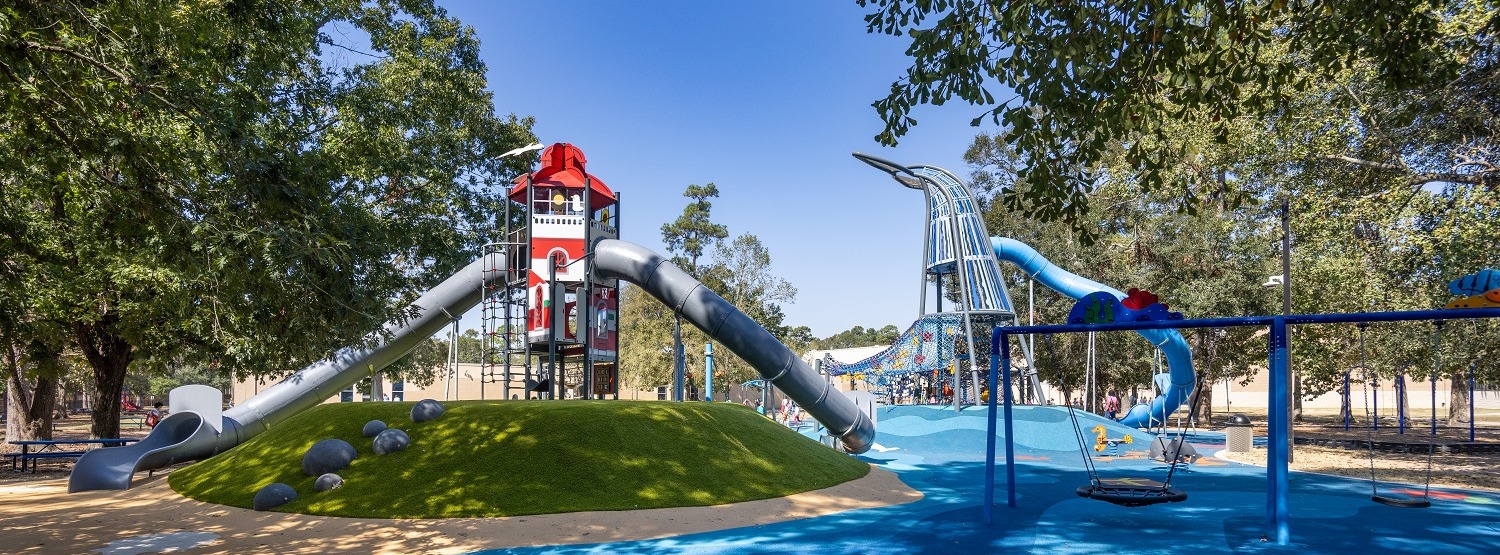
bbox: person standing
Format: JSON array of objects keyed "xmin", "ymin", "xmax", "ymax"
[
  {"xmin": 1105, "ymin": 392, "xmax": 1120, "ymax": 420},
  {"xmin": 145, "ymin": 402, "xmax": 164, "ymax": 428}
]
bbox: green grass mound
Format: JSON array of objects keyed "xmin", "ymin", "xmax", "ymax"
[{"xmin": 168, "ymin": 400, "xmax": 868, "ymax": 518}]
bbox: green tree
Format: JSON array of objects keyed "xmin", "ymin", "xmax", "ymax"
[
  {"xmin": 617, "ymin": 284, "xmax": 676, "ymax": 393},
  {"xmin": 0, "ymin": 0, "xmax": 535, "ymax": 437},
  {"xmin": 862, "ymin": 0, "xmax": 1497, "ymax": 236},
  {"xmin": 816, "ymin": 325, "xmax": 900, "ymax": 350},
  {"xmin": 969, "ymin": 121, "xmax": 1277, "ymax": 417},
  {"xmin": 660, "ymin": 183, "xmax": 729, "ymax": 275},
  {"xmin": 699, "ymin": 233, "xmax": 799, "ymax": 392}
]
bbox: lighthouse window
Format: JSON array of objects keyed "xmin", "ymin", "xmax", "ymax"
[{"xmin": 532, "ymin": 188, "xmax": 554, "ymax": 214}]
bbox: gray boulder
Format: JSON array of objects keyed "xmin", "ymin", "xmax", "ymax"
[
  {"xmin": 314, "ymin": 473, "xmax": 344, "ymax": 492},
  {"xmin": 362, "ymin": 420, "xmax": 388, "ymax": 438},
  {"xmin": 372, "ymin": 428, "xmax": 411, "ymax": 455},
  {"xmin": 411, "ymin": 399, "xmax": 445, "ymax": 423},
  {"xmin": 302, "ymin": 438, "xmax": 357, "ymax": 476},
  {"xmin": 252, "ymin": 483, "xmax": 296, "ymax": 511}
]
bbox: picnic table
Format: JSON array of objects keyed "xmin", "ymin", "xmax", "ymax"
[
  {"xmin": 7, "ymin": 439, "xmax": 139, "ymax": 472},
  {"xmin": 121, "ymin": 412, "xmax": 148, "ymax": 429}
]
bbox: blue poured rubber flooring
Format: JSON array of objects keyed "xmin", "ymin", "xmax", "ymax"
[{"xmin": 471, "ymin": 405, "xmax": 1500, "ymax": 554}]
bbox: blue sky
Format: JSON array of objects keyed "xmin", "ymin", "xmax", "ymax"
[{"xmin": 441, "ymin": 1, "xmax": 1001, "ymax": 337}]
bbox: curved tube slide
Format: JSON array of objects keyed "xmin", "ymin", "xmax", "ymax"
[
  {"xmin": 595, "ymin": 239, "xmax": 875, "ymax": 454},
  {"xmin": 991, "ymin": 237, "xmax": 1194, "ymax": 428},
  {"xmin": 69, "ymin": 257, "xmax": 489, "ymax": 492}
]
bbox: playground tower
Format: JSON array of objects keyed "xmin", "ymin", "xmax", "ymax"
[
  {"xmin": 481, "ymin": 143, "xmax": 621, "ymax": 400},
  {"xmin": 831, "ymin": 154, "xmax": 1045, "ymax": 409}
]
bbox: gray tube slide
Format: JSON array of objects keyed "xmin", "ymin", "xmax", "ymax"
[
  {"xmin": 69, "ymin": 257, "xmax": 489, "ymax": 492},
  {"xmin": 595, "ymin": 239, "xmax": 875, "ymax": 454}
]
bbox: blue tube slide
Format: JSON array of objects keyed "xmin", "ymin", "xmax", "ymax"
[{"xmin": 991, "ymin": 237, "xmax": 1194, "ymax": 428}]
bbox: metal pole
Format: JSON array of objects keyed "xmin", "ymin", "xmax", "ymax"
[
  {"xmin": 919, "ymin": 186, "xmax": 932, "ymax": 316},
  {"xmin": 1432, "ymin": 321, "xmax": 1441, "ymax": 437},
  {"xmin": 549, "ymin": 254, "xmax": 562, "ymax": 401},
  {"xmin": 936, "ymin": 274, "xmax": 944, "ymax": 313},
  {"xmin": 1281, "ymin": 197, "xmax": 1296, "ymax": 463},
  {"xmin": 984, "ymin": 332, "xmax": 1000, "ymax": 524},
  {"xmin": 705, "ymin": 343, "xmax": 715, "ymax": 402},
  {"xmin": 583, "ymin": 173, "xmax": 593, "ymax": 400},
  {"xmin": 612, "ymin": 192, "xmax": 621, "ymax": 401},
  {"xmin": 673, "ymin": 317, "xmax": 684, "ymax": 402},
  {"xmin": 524, "ymin": 170, "xmax": 535, "ymax": 400},
  {"xmin": 1469, "ymin": 361, "xmax": 1477, "ymax": 442},
  {"xmin": 1027, "ymin": 279, "xmax": 1034, "ymax": 404},
  {"xmin": 1268, "ymin": 315, "xmax": 1290, "ymax": 545},
  {"xmin": 480, "ymin": 246, "xmax": 488, "ymax": 402}
]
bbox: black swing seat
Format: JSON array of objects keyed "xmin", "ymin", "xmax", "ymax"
[
  {"xmin": 1372, "ymin": 495, "xmax": 1430, "ymax": 509},
  {"xmin": 1077, "ymin": 478, "xmax": 1188, "ymax": 507}
]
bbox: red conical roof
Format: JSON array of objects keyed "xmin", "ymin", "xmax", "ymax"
[{"xmin": 508, "ymin": 143, "xmax": 616, "ymax": 208}]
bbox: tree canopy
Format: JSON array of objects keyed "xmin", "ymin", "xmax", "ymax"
[
  {"xmin": 862, "ymin": 0, "xmax": 1499, "ymax": 238},
  {"xmin": 0, "ymin": 0, "xmax": 535, "ymax": 436}
]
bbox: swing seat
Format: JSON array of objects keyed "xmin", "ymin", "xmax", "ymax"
[
  {"xmin": 1076, "ymin": 478, "xmax": 1187, "ymax": 507},
  {"xmin": 1372, "ymin": 495, "xmax": 1430, "ymax": 509}
]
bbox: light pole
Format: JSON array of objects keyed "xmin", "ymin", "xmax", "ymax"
[{"xmin": 1264, "ymin": 195, "xmax": 1296, "ymax": 462}]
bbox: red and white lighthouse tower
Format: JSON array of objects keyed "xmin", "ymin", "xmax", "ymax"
[{"xmin": 505, "ymin": 144, "xmax": 619, "ymax": 394}]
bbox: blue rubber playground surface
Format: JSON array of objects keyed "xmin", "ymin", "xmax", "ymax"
[{"xmin": 472, "ymin": 405, "xmax": 1500, "ymax": 554}]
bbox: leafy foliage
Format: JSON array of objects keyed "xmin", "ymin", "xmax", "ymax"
[
  {"xmin": 0, "ymin": 0, "xmax": 535, "ymax": 436},
  {"xmin": 814, "ymin": 325, "xmax": 901, "ymax": 350},
  {"xmin": 862, "ymin": 0, "xmax": 1498, "ymax": 238}
]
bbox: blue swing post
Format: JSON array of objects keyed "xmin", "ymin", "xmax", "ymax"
[
  {"xmin": 983, "ymin": 330, "xmax": 1016, "ymax": 526},
  {"xmin": 1267, "ymin": 316, "xmax": 1291, "ymax": 544}
]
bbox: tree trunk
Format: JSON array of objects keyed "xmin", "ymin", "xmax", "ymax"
[
  {"xmin": 4, "ymin": 339, "xmax": 58, "ymax": 442},
  {"xmin": 1395, "ymin": 373, "xmax": 1411, "ymax": 428},
  {"xmin": 1339, "ymin": 372, "xmax": 1352, "ymax": 427},
  {"xmin": 1196, "ymin": 377, "xmax": 1214, "ymax": 426},
  {"xmin": 1449, "ymin": 370, "xmax": 1472, "ymax": 426},
  {"xmin": 371, "ymin": 373, "xmax": 386, "ymax": 401},
  {"xmin": 75, "ymin": 316, "xmax": 133, "ymax": 439}
]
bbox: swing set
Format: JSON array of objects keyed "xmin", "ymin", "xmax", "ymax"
[
  {"xmin": 1041, "ymin": 332, "xmax": 1192, "ymax": 507},
  {"xmin": 984, "ymin": 305, "xmax": 1500, "ymax": 546},
  {"xmin": 1355, "ymin": 322, "xmax": 1440, "ymax": 509}
]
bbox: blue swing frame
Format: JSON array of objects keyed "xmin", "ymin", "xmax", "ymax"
[{"xmin": 981, "ymin": 307, "xmax": 1500, "ymax": 546}]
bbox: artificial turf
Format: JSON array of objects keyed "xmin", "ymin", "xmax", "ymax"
[{"xmin": 167, "ymin": 400, "xmax": 869, "ymax": 518}]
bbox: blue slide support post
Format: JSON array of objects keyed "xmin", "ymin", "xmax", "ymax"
[{"xmin": 705, "ymin": 342, "xmax": 715, "ymax": 402}]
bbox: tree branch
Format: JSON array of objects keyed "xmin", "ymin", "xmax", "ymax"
[
  {"xmin": 1322, "ymin": 154, "xmax": 1488, "ymax": 187},
  {"xmin": 19, "ymin": 40, "xmax": 186, "ymax": 114}
]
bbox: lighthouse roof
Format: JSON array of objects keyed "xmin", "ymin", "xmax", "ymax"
[{"xmin": 508, "ymin": 143, "xmax": 616, "ymax": 208}]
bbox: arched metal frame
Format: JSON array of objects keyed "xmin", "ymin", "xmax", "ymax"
[{"xmin": 851, "ymin": 152, "xmax": 1046, "ymax": 408}]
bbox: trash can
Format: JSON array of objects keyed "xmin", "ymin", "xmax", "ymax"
[{"xmin": 1225, "ymin": 414, "xmax": 1254, "ymax": 453}]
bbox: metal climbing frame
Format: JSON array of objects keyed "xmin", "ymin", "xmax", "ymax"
[
  {"xmin": 480, "ymin": 235, "xmax": 530, "ymax": 399},
  {"xmin": 851, "ymin": 152, "xmax": 1045, "ymax": 409}
]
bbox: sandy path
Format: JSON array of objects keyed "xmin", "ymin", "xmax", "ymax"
[
  {"xmin": 1217, "ymin": 446, "xmax": 1500, "ymax": 492},
  {"xmin": 0, "ymin": 465, "xmax": 919, "ymax": 554}
]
